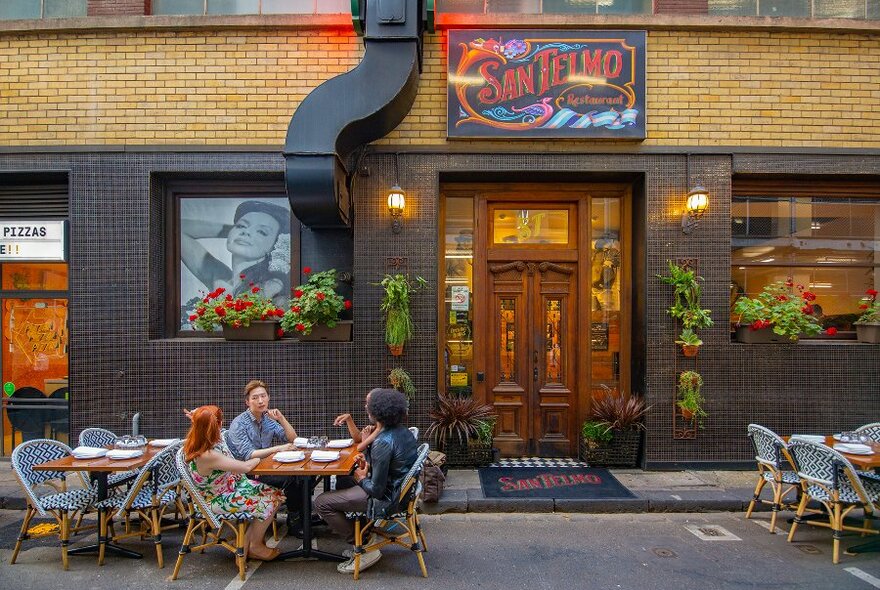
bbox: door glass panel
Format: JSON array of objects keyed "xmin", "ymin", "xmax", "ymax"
[
  {"xmin": 499, "ymin": 298, "xmax": 516, "ymax": 382},
  {"xmin": 2, "ymin": 263, "xmax": 68, "ymax": 290},
  {"xmin": 545, "ymin": 298, "xmax": 564, "ymax": 383},
  {"xmin": 2, "ymin": 298, "xmax": 69, "ymax": 456},
  {"xmin": 590, "ymin": 198, "xmax": 622, "ymax": 395},
  {"xmin": 493, "ymin": 209, "xmax": 569, "ymax": 245},
  {"xmin": 443, "ymin": 197, "xmax": 474, "ymax": 396}
]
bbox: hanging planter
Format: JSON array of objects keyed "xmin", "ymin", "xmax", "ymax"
[
  {"xmin": 388, "ymin": 343, "xmax": 404, "ymax": 356},
  {"xmin": 222, "ymin": 321, "xmax": 282, "ymax": 341}
]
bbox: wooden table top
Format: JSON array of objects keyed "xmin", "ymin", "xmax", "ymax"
[
  {"xmin": 785, "ymin": 436, "xmax": 880, "ymax": 470},
  {"xmin": 250, "ymin": 445, "xmax": 359, "ymax": 477},
  {"xmin": 33, "ymin": 445, "xmax": 161, "ymax": 473}
]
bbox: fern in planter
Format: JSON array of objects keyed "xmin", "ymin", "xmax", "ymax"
[
  {"xmin": 656, "ymin": 260, "xmax": 713, "ymax": 331},
  {"xmin": 378, "ymin": 274, "xmax": 428, "ymax": 355}
]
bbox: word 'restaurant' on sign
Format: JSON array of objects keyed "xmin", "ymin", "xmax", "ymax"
[
  {"xmin": 0, "ymin": 221, "xmax": 66, "ymax": 261},
  {"xmin": 448, "ymin": 30, "xmax": 646, "ymax": 140}
]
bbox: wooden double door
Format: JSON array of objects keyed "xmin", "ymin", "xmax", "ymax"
[{"xmin": 469, "ymin": 186, "xmax": 630, "ymax": 457}]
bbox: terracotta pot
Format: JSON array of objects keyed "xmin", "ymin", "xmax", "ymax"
[
  {"xmin": 296, "ymin": 320, "xmax": 353, "ymax": 342},
  {"xmin": 388, "ymin": 343, "xmax": 404, "ymax": 356},
  {"xmin": 856, "ymin": 324, "xmax": 880, "ymax": 344},
  {"xmin": 682, "ymin": 344, "xmax": 699, "ymax": 357},
  {"xmin": 679, "ymin": 407, "xmax": 695, "ymax": 421},
  {"xmin": 222, "ymin": 321, "xmax": 281, "ymax": 341}
]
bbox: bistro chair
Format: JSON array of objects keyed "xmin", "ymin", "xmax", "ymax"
[
  {"xmin": 94, "ymin": 442, "xmax": 184, "ymax": 568},
  {"xmin": 745, "ymin": 424, "xmax": 802, "ymax": 533},
  {"xmin": 854, "ymin": 423, "xmax": 880, "ymax": 443},
  {"xmin": 79, "ymin": 427, "xmax": 139, "ymax": 487},
  {"xmin": 346, "ymin": 442, "xmax": 430, "ymax": 580},
  {"xmin": 10, "ymin": 439, "xmax": 96, "ymax": 570},
  {"xmin": 171, "ymin": 447, "xmax": 254, "ymax": 581},
  {"xmin": 786, "ymin": 439, "xmax": 880, "ymax": 563},
  {"xmin": 408, "ymin": 426, "xmax": 419, "ymax": 440}
]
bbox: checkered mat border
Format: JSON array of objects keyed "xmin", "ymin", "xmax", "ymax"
[{"xmin": 488, "ymin": 457, "xmax": 591, "ymax": 468}]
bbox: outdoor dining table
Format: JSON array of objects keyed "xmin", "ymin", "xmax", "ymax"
[
  {"xmin": 249, "ymin": 443, "xmax": 358, "ymax": 563},
  {"xmin": 33, "ymin": 444, "xmax": 160, "ymax": 559}
]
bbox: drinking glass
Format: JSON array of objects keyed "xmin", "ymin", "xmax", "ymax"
[
  {"xmin": 858, "ymin": 433, "xmax": 870, "ymax": 444},
  {"xmin": 840, "ymin": 432, "xmax": 853, "ymax": 443},
  {"xmin": 318, "ymin": 436, "xmax": 329, "ymax": 449},
  {"xmin": 308, "ymin": 436, "xmax": 319, "ymax": 448}
]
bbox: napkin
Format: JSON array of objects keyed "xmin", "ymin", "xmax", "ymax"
[
  {"xmin": 326, "ymin": 438, "xmax": 354, "ymax": 449},
  {"xmin": 790, "ymin": 434, "xmax": 825, "ymax": 444},
  {"xmin": 149, "ymin": 438, "xmax": 181, "ymax": 447},
  {"xmin": 833, "ymin": 443, "xmax": 874, "ymax": 455},
  {"xmin": 294, "ymin": 437, "xmax": 313, "ymax": 448},
  {"xmin": 71, "ymin": 446, "xmax": 108, "ymax": 459},
  {"xmin": 274, "ymin": 450, "xmax": 305, "ymax": 462},
  {"xmin": 106, "ymin": 449, "xmax": 145, "ymax": 460},
  {"xmin": 310, "ymin": 450, "xmax": 341, "ymax": 462}
]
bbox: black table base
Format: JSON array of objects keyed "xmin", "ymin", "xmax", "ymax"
[
  {"xmin": 275, "ymin": 476, "xmax": 345, "ymax": 563},
  {"xmin": 68, "ymin": 472, "xmax": 144, "ymax": 560}
]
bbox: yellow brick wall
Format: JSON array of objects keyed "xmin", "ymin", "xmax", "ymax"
[{"xmin": 0, "ymin": 28, "xmax": 878, "ymax": 147}]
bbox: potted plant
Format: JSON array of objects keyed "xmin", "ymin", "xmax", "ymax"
[
  {"xmin": 677, "ymin": 370, "xmax": 707, "ymax": 427},
  {"xmin": 733, "ymin": 279, "xmax": 822, "ymax": 343},
  {"xmin": 426, "ymin": 395, "xmax": 497, "ymax": 467},
  {"xmin": 378, "ymin": 273, "xmax": 428, "ymax": 356},
  {"xmin": 388, "ymin": 367, "xmax": 416, "ymax": 400},
  {"xmin": 657, "ymin": 260, "xmax": 714, "ymax": 332},
  {"xmin": 674, "ymin": 328, "xmax": 703, "ymax": 357},
  {"xmin": 580, "ymin": 387, "xmax": 649, "ymax": 467},
  {"xmin": 189, "ymin": 282, "xmax": 285, "ymax": 341},
  {"xmin": 281, "ymin": 268, "xmax": 352, "ymax": 341},
  {"xmin": 855, "ymin": 288, "xmax": 880, "ymax": 343}
]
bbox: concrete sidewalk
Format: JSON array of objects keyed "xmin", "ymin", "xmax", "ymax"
[{"xmin": 0, "ymin": 459, "xmax": 760, "ymax": 513}]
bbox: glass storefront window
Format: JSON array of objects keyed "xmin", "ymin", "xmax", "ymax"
[
  {"xmin": 443, "ymin": 197, "xmax": 474, "ymax": 396},
  {"xmin": 152, "ymin": 0, "xmax": 349, "ymax": 15},
  {"xmin": 2, "ymin": 263, "xmax": 68, "ymax": 290},
  {"xmin": 0, "ymin": 0, "xmax": 86, "ymax": 19},
  {"xmin": 492, "ymin": 208, "xmax": 569, "ymax": 245},
  {"xmin": 590, "ymin": 198, "xmax": 622, "ymax": 396}
]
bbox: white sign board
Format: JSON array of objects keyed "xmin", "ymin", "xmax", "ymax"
[
  {"xmin": 450, "ymin": 286, "xmax": 470, "ymax": 311},
  {"xmin": 0, "ymin": 221, "xmax": 66, "ymax": 261}
]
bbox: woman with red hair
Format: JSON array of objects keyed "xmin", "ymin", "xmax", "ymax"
[{"xmin": 184, "ymin": 405, "xmax": 283, "ymax": 561}]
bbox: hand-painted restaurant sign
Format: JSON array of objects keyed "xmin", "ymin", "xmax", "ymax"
[
  {"xmin": 0, "ymin": 220, "xmax": 66, "ymax": 261},
  {"xmin": 448, "ymin": 30, "xmax": 646, "ymax": 140}
]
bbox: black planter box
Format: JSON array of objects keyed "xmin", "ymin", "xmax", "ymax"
[
  {"xmin": 296, "ymin": 320, "xmax": 353, "ymax": 342},
  {"xmin": 441, "ymin": 439, "xmax": 496, "ymax": 467},
  {"xmin": 579, "ymin": 428, "xmax": 641, "ymax": 467},
  {"xmin": 222, "ymin": 320, "xmax": 281, "ymax": 341},
  {"xmin": 856, "ymin": 324, "xmax": 880, "ymax": 344},
  {"xmin": 735, "ymin": 325, "xmax": 791, "ymax": 344}
]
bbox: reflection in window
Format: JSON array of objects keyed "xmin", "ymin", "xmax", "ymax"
[
  {"xmin": 1, "ymin": 263, "xmax": 68, "ymax": 291},
  {"xmin": 591, "ymin": 197, "xmax": 621, "ymax": 396},
  {"xmin": 152, "ymin": 0, "xmax": 349, "ymax": 15},
  {"xmin": 500, "ymin": 298, "xmax": 516, "ymax": 382},
  {"xmin": 731, "ymin": 194, "xmax": 880, "ymax": 336},
  {"xmin": 545, "ymin": 299, "xmax": 563, "ymax": 383},
  {"xmin": 493, "ymin": 209, "xmax": 569, "ymax": 245},
  {"xmin": 443, "ymin": 197, "xmax": 474, "ymax": 396}
]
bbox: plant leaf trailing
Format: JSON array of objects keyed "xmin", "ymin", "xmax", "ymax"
[
  {"xmin": 656, "ymin": 260, "xmax": 714, "ymax": 331},
  {"xmin": 377, "ymin": 274, "xmax": 428, "ymax": 347},
  {"xmin": 676, "ymin": 370, "xmax": 707, "ymax": 427},
  {"xmin": 388, "ymin": 367, "xmax": 416, "ymax": 400},
  {"xmin": 426, "ymin": 395, "xmax": 496, "ymax": 448}
]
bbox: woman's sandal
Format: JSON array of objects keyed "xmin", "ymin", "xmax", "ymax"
[{"xmin": 249, "ymin": 547, "xmax": 280, "ymax": 561}]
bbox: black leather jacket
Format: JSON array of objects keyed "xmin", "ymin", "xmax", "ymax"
[{"xmin": 359, "ymin": 425, "xmax": 418, "ymax": 502}]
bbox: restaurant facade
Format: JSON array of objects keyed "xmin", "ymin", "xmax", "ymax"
[{"xmin": 0, "ymin": 0, "xmax": 878, "ymax": 467}]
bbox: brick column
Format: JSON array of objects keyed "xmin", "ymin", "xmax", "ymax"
[{"xmin": 88, "ymin": 0, "xmax": 150, "ymax": 16}]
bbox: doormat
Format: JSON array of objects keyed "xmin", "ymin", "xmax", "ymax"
[{"xmin": 478, "ymin": 466, "xmax": 635, "ymax": 499}]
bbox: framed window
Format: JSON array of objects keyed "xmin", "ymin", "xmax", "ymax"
[
  {"xmin": 165, "ymin": 180, "xmax": 300, "ymax": 337},
  {"xmin": 731, "ymin": 179, "xmax": 880, "ymax": 340},
  {"xmin": 0, "ymin": 0, "xmax": 86, "ymax": 20},
  {"xmin": 151, "ymin": 0, "xmax": 349, "ymax": 15}
]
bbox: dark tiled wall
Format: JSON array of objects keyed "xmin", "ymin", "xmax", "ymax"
[{"xmin": 0, "ymin": 150, "xmax": 877, "ymax": 465}]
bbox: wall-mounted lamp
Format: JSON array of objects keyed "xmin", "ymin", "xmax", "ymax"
[
  {"xmin": 682, "ymin": 154, "xmax": 709, "ymax": 234},
  {"xmin": 388, "ymin": 153, "xmax": 405, "ymax": 234}
]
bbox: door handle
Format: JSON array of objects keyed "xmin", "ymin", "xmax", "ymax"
[{"xmin": 533, "ymin": 350, "xmax": 538, "ymax": 382}]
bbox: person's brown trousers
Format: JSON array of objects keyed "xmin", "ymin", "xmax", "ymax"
[{"xmin": 314, "ymin": 484, "xmax": 368, "ymax": 544}]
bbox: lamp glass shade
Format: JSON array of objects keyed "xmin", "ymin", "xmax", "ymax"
[
  {"xmin": 387, "ymin": 185, "xmax": 405, "ymax": 214},
  {"xmin": 685, "ymin": 187, "xmax": 709, "ymax": 218}
]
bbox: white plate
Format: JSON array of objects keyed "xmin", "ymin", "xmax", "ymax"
[
  {"xmin": 274, "ymin": 451, "xmax": 305, "ymax": 463},
  {"xmin": 309, "ymin": 451, "xmax": 340, "ymax": 462},
  {"xmin": 833, "ymin": 443, "xmax": 874, "ymax": 455},
  {"xmin": 149, "ymin": 438, "xmax": 181, "ymax": 447}
]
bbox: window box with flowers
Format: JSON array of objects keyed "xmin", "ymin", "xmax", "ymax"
[
  {"xmin": 855, "ymin": 288, "xmax": 880, "ymax": 344},
  {"xmin": 732, "ymin": 279, "xmax": 827, "ymax": 343},
  {"xmin": 189, "ymin": 279, "xmax": 286, "ymax": 341},
  {"xmin": 280, "ymin": 268, "xmax": 353, "ymax": 342}
]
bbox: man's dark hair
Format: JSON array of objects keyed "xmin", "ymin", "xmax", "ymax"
[{"xmin": 367, "ymin": 388, "xmax": 408, "ymax": 427}]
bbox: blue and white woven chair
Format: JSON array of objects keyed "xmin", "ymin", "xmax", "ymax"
[
  {"xmin": 787, "ymin": 439, "xmax": 880, "ymax": 563},
  {"xmin": 346, "ymin": 442, "xmax": 430, "ymax": 580},
  {"xmin": 171, "ymin": 447, "xmax": 254, "ymax": 581},
  {"xmin": 10, "ymin": 439, "xmax": 96, "ymax": 570},
  {"xmin": 79, "ymin": 427, "xmax": 139, "ymax": 487},
  {"xmin": 94, "ymin": 442, "xmax": 184, "ymax": 568},
  {"xmin": 855, "ymin": 423, "xmax": 880, "ymax": 444},
  {"xmin": 745, "ymin": 424, "xmax": 802, "ymax": 533}
]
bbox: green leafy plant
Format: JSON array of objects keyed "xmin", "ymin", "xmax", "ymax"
[
  {"xmin": 474, "ymin": 417, "xmax": 496, "ymax": 446},
  {"xmin": 281, "ymin": 268, "xmax": 351, "ymax": 335},
  {"xmin": 674, "ymin": 328, "xmax": 703, "ymax": 347},
  {"xmin": 855, "ymin": 288, "xmax": 880, "ymax": 325},
  {"xmin": 426, "ymin": 395, "xmax": 496, "ymax": 448},
  {"xmin": 378, "ymin": 274, "xmax": 428, "ymax": 348},
  {"xmin": 590, "ymin": 386, "xmax": 650, "ymax": 431},
  {"xmin": 677, "ymin": 370, "xmax": 707, "ymax": 427},
  {"xmin": 190, "ymin": 280, "xmax": 283, "ymax": 332},
  {"xmin": 388, "ymin": 367, "xmax": 416, "ymax": 400},
  {"xmin": 656, "ymin": 260, "xmax": 714, "ymax": 331},
  {"xmin": 733, "ymin": 279, "xmax": 822, "ymax": 341},
  {"xmin": 581, "ymin": 420, "xmax": 613, "ymax": 447}
]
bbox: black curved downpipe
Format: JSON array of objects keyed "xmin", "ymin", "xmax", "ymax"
[{"xmin": 284, "ymin": 0, "xmax": 426, "ymax": 230}]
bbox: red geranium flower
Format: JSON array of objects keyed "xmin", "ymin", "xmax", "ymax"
[
  {"xmin": 303, "ymin": 266, "xmax": 312, "ymax": 274},
  {"xmin": 825, "ymin": 327, "xmax": 838, "ymax": 336},
  {"xmin": 251, "ymin": 286, "xmax": 260, "ymax": 294},
  {"xmin": 240, "ymin": 274, "xmax": 246, "ymax": 279},
  {"xmin": 316, "ymin": 292, "xmax": 325, "ymax": 301},
  {"xmin": 295, "ymin": 323, "xmax": 306, "ymax": 332},
  {"xmin": 801, "ymin": 304, "xmax": 814, "ymax": 315},
  {"xmin": 291, "ymin": 305, "xmax": 301, "ymax": 313},
  {"xmin": 868, "ymin": 289, "xmax": 878, "ymax": 298},
  {"xmin": 188, "ymin": 314, "xmax": 198, "ymax": 321},
  {"xmin": 294, "ymin": 290, "xmax": 304, "ymax": 298},
  {"xmin": 276, "ymin": 328, "xmax": 284, "ymax": 338},
  {"xmin": 215, "ymin": 306, "xmax": 226, "ymax": 317},
  {"xmin": 344, "ymin": 300, "xmax": 352, "ymax": 310}
]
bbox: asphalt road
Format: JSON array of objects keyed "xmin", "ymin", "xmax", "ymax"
[{"xmin": 1, "ymin": 510, "xmax": 879, "ymax": 589}]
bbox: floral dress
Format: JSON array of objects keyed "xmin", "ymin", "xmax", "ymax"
[{"xmin": 188, "ymin": 443, "xmax": 283, "ymax": 520}]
